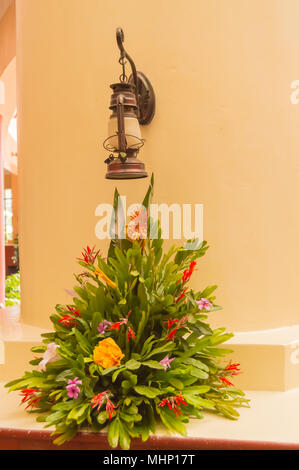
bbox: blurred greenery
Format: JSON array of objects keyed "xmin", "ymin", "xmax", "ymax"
[{"xmin": 5, "ymin": 272, "xmax": 20, "ymax": 306}]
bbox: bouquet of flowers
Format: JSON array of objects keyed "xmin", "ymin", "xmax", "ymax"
[{"xmin": 6, "ymin": 176, "xmax": 248, "ymax": 449}]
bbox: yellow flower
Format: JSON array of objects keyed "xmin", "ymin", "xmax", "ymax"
[
  {"xmin": 94, "ymin": 267, "xmax": 116, "ymax": 289},
  {"xmin": 93, "ymin": 338, "xmax": 124, "ymax": 369}
]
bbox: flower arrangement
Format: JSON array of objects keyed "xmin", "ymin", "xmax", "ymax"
[{"xmin": 6, "ymin": 176, "xmax": 248, "ymax": 449}]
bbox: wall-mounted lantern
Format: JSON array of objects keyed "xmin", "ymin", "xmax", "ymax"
[{"xmin": 104, "ymin": 28, "xmax": 155, "ymax": 179}]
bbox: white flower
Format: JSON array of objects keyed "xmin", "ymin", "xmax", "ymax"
[{"xmin": 37, "ymin": 342, "xmax": 60, "ymax": 372}]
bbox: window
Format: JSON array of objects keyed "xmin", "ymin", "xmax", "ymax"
[{"xmin": 4, "ymin": 188, "xmax": 13, "ymax": 242}]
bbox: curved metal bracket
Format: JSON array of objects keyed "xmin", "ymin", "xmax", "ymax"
[{"xmin": 116, "ymin": 27, "xmax": 155, "ymax": 125}]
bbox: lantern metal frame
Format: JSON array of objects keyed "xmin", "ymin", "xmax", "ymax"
[{"xmin": 104, "ymin": 28, "xmax": 155, "ymax": 180}]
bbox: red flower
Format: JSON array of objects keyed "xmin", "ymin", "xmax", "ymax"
[
  {"xmin": 158, "ymin": 392, "xmax": 188, "ymax": 417},
  {"xmin": 66, "ymin": 306, "xmax": 81, "ymax": 317},
  {"xmin": 224, "ymin": 363, "xmax": 240, "ymax": 375},
  {"xmin": 20, "ymin": 388, "xmax": 37, "ymax": 403},
  {"xmin": 174, "ymin": 391, "xmax": 188, "ymax": 406},
  {"xmin": 167, "ymin": 328, "xmax": 178, "ymax": 342},
  {"xmin": 176, "ymin": 288, "xmax": 187, "ymax": 303},
  {"xmin": 91, "ymin": 391, "xmax": 117, "ymax": 420},
  {"xmin": 177, "ymin": 315, "xmax": 189, "ymax": 329},
  {"xmin": 57, "ymin": 314, "xmax": 78, "ymax": 327},
  {"xmin": 109, "ymin": 318, "xmax": 128, "ymax": 331},
  {"xmin": 172, "ymin": 404, "xmax": 183, "ymax": 417},
  {"xmin": 106, "ymin": 398, "xmax": 118, "ymax": 420},
  {"xmin": 158, "ymin": 397, "xmax": 172, "ymax": 409},
  {"xmin": 91, "ymin": 391, "xmax": 108, "ymax": 411},
  {"xmin": 77, "ymin": 245, "xmax": 100, "ymax": 264},
  {"xmin": 127, "ymin": 327, "xmax": 136, "ymax": 341},
  {"xmin": 20, "ymin": 388, "xmax": 41, "ymax": 409},
  {"xmin": 163, "ymin": 318, "xmax": 178, "ymax": 329},
  {"xmin": 177, "ymin": 261, "xmax": 197, "ymax": 284},
  {"xmin": 220, "ymin": 377, "xmax": 234, "ymax": 387}
]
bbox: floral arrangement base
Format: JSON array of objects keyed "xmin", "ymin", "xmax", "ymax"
[{"xmin": 6, "ymin": 176, "xmax": 249, "ymax": 449}]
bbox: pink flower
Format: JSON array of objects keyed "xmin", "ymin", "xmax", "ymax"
[
  {"xmin": 196, "ymin": 298, "xmax": 212, "ymax": 311},
  {"xmin": 37, "ymin": 343, "xmax": 60, "ymax": 372},
  {"xmin": 66, "ymin": 377, "xmax": 82, "ymax": 399},
  {"xmin": 97, "ymin": 320, "xmax": 112, "ymax": 335},
  {"xmin": 68, "ymin": 377, "xmax": 82, "ymax": 386},
  {"xmin": 160, "ymin": 354, "xmax": 175, "ymax": 371}
]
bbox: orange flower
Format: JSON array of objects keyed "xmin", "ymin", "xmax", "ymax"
[
  {"xmin": 94, "ymin": 267, "xmax": 116, "ymax": 289},
  {"xmin": 93, "ymin": 338, "xmax": 124, "ymax": 369}
]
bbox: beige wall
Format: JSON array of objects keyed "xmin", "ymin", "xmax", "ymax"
[
  {"xmin": 0, "ymin": 57, "xmax": 17, "ymax": 175},
  {"xmin": 0, "ymin": 1, "xmax": 15, "ymax": 77},
  {"xmin": 17, "ymin": 0, "xmax": 299, "ymax": 331}
]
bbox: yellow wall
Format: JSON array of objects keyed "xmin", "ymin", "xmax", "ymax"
[{"xmin": 17, "ymin": 0, "xmax": 299, "ymax": 331}]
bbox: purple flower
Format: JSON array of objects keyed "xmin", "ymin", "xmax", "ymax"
[
  {"xmin": 97, "ymin": 320, "xmax": 112, "ymax": 335},
  {"xmin": 66, "ymin": 377, "xmax": 82, "ymax": 399},
  {"xmin": 196, "ymin": 298, "xmax": 212, "ymax": 311},
  {"xmin": 160, "ymin": 354, "xmax": 175, "ymax": 371}
]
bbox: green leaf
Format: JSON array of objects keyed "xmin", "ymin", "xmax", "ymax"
[
  {"xmin": 125, "ymin": 359, "xmax": 141, "ymax": 370},
  {"xmin": 102, "ymin": 365, "xmax": 119, "ymax": 376},
  {"xmin": 52, "ymin": 426, "xmax": 78, "ymax": 445},
  {"xmin": 31, "ymin": 346, "xmax": 46, "ymax": 353},
  {"xmin": 74, "ymin": 328, "xmax": 92, "ymax": 354},
  {"xmin": 169, "ymin": 377, "xmax": 184, "ymax": 389},
  {"xmin": 108, "ymin": 418, "xmax": 120, "ymax": 448},
  {"xmin": 142, "ymin": 173, "xmax": 154, "ymax": 211},
  {"xmin": 130, "ymin": 270, "xmax": 139, "ymax": 277},
  {"xmin": 158, "ymin": 407, "xmax": 187, "ymax": 436},
  {"xmin": 181, "ymin": 357, "xmax": 209, "ymax": 372},
  {"xmin": 119, "ymin": 420, "xmax": 131, "ymax": 450},
  {"xmin": 184, "ymin": 385, "xmax": 211, "ymax": 394},
  {"xmin": 189, "ymin": 366, "xmax": 209, "ymax": 380},
  {"xmin": 141, "ymin": 360, "xmax": 164, "ymax": 370},
  {"xmin": 112, "ymin": 367, "xmax": 125, "ymax": 382},
  {"xmin": 216, "ymin": 403, "xmax": 240, "ymax": 419},
  {"xmin": 134, "ymin": 385, "xmax": 161, "ymax": 398},
  {"xmin": 135, "ymin": 309, "xmax": 148, "ymax": 346},
  {"xmin": 67, "ymin": 403, "xmax": 90, "ymax": 423},
  {"xmin": 144, "ymin": 342, "xmax": 175, "ymax": 360},
  {"xmin": 97, "ymin": 411, "xmax": 108, "ymax": 424}
]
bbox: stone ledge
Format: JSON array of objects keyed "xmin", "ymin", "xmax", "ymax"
[
  {"xmin": 0, "ymin": 322, "xmax": 47, "ymax": 380},
  {"xmin": 227, "ymin": 325, "xmax": 299, "ymax": 391},
  {"xmin": 1, "ymin": 322, "xmax": 299, "ymax": 391},
  {"xmin": 1, "ymin": 383, "xmax": 299, "ymax": 450}
]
